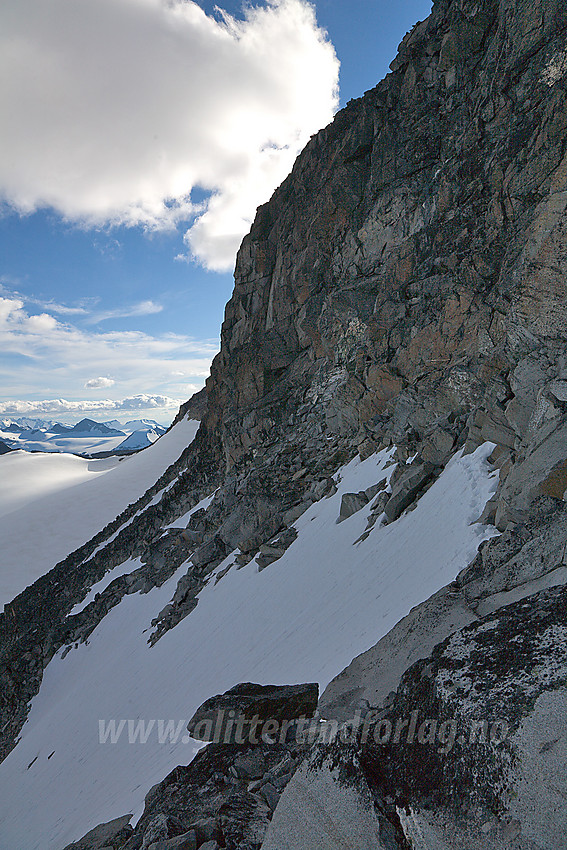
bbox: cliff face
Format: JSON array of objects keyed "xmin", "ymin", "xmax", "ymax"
[
  {"xmin": 3, "ymin": 0, "xmax": 567, "ymax": 846},
  {"xmin": 201, "ymin": 0, "xmax": 567, "ymax": 531}
]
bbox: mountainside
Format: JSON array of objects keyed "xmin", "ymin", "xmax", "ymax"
[
  {"xmin": 115, "ymin": 429, "xmax": 160, "ymax": 452},
  {"xmin": 2, "ymin": 0, "xmax": 567, "ymax": 847}
]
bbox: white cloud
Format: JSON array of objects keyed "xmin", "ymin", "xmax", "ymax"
[
  {"xmin": 0, "ymin": 279, "xmax": 93, "ymax": 316},
  {"xmin": 0, "ymin": 0, "xmax": 339, "ymax": 270},
  {"xmin": 0, "ymin": 296, "xmax": 215, "ymax": 409},
  {"xmin": 87, "ymin": 300, "xmax": 164, "ymax": 324},
  {"xmin": 0, "ymin": 395, "xmax": 182, "ymax": 416},
  {"xmin": 37, "ymin": 302, "xmax": 89, "ymax": 316},
  {"xmin": 84, "ymin": 377, "xmax": 115, "ymax": 389}
]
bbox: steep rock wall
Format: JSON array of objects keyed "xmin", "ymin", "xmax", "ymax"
[{"xmin": 200, "ymin": 0, "xmax": 567, "ymax": 532}]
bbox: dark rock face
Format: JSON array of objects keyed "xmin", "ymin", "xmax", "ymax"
[
  {"xmin": 187, "ymin": 682, "xmax": 319, "ymax": 743},
  {"xmin": 197, "ymin": 0, "xmax": 567, "ymax": 537}
]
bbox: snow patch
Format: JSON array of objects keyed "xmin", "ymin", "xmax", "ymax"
[{"xmin": 68, "ymin": 558, "xmax": 142, "ymax": 617}]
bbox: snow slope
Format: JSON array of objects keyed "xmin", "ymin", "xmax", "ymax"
[
  {"xmin": 0, "ymin": 444, "xmax": 498, "ymax": 849},
  {"xmin": 124, "ymin": 419, "xmax": 166, "ymax": 434},
  {"xmin": 0, "ymin": 419, "xmax": 200, "ymax": 610},
  {"xmin": 0, "ymin": 452, "xmax": 119, "ymax": 519}
]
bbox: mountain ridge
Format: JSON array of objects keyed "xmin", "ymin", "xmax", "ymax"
[{"xmin": 2, "ymin": 0, "xmax": 567, "ymax": 845}]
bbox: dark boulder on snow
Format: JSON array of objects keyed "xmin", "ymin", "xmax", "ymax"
[
  {"xmin": 187, "ymin": 682, "xmax": 319, "ymax": 743},
  {"xmin": 383, "ymin": 461, "xmax": 437, "ymax": 522},
  {"xmin": 337, "ymin": 490, "xmax": 369, "ymax": 522}
]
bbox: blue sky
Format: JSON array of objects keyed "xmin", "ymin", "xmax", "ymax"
[{"xmin": 0, "ymin": 0, "xmax": 431, "ymax": 424}]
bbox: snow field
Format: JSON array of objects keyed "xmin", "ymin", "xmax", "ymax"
[
  {"xmin": 0, "ymin": 443, "xmax": 498, "ymax": 848},
  {"xmin": 0, "ymin": 418, "xmax": 200, "ymax": 610}
]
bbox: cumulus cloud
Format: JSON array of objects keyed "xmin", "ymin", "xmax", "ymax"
[
  {"xmin": 0, "ymin": 395, "xmax": 182, "ymax": 416},
  {"xmin": 0, "ymin": 295, "xmax": 215, "ymax": 410},
  {"xmin": 84, "ymin": 377, "xmax": 115, "ymax": 389},
  {"xmin": 0, "ymin": 0, "xmax": 339, "ymax": 270}
]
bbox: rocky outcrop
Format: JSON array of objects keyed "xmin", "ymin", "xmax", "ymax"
[
  {"xmin": 265, "ymin": 583, "xmax": 567, "ymax": 850},
  {"xmin": 359, "ymin": 584, "xmax": 567, "ymax": 849},
  {"xmin": 172, "ymin": 388, "xmax": 208, "ymax": 426},
  {"xmin": 115, "ymin": 693, "xmax": 316, "ymax": 850},
  {"xmin": 275, "ymin": 496, "xmax": 567, "ymax": 848},
  {"xmin": 262, "ymin": 745, "xmax": 398, "ymax": 850}
]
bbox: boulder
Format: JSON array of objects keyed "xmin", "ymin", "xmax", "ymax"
[
  {"xmin": 232, "ymin": 748, "xmax": 267, "ymax": 779},
  {"xmin": 189, "ymin": 537, "xmax": 227, "ymax": 570},
  {"xmin": 337, "ymin": 491, "xmax": 369, "ymax": 522},
  {"xmin": 147, "ymin": 831, "xmax": 197, "ymax": 850},
  {"xmin": 420, "ymin": 428, "xmax": 455, "ymax": 467},
  {"xmin": 189, "ymin": 817, "xmax": 220, "ymax": 846},
  {"xmin": 187, "ymin": 682, "xmax": 319, "ymax": 744},
  {"xmin": 383, "ymin": 461, "xmax": 436, "ymax": 522},
  {"xmin": 141, "ymin": 814, "xmax": 170, "ymax": 849},
  {"xmin": 496, "ymin": 420, "xmax": 567, "ymax": 527},
  {"xmin": 258, "ymin": 781, "xmax": 280, "ymax": 811}
]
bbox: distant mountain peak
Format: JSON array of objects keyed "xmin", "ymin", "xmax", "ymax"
[{"xmin": 68, "ymin": 418, "xmax": 125, "ymax": 436}]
